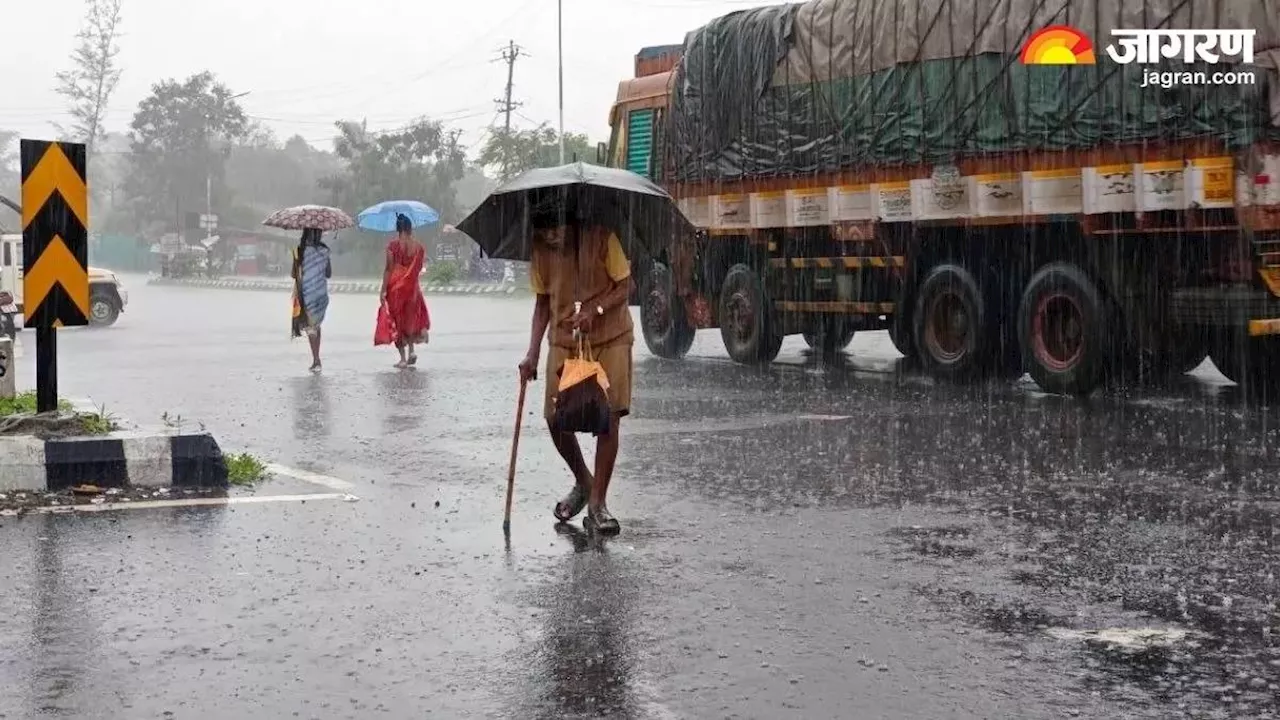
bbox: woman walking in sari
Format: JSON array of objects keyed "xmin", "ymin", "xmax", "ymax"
[
  {"xmin": 291, "ymin": 228, "xmax": 332, "ymax": 371},
  {"xmin": 376, "ymin": 213, "xmax": 430, "ymax": 368}
]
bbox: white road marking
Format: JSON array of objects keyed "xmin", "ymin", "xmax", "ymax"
[
  {"xmin": 30, "ymin": 492, "xmax": 357, "ymax": 514},
  {"xmin": 264, "ymin": 462, "xmax": 354, "ymax": 490}
]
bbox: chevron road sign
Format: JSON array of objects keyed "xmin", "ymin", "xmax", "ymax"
[{"xmin": 21, "ymin": 139, "xmax": 88, "ymax": 412}]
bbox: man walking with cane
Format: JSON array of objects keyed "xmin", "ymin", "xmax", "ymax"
[{"xmin": 517, "ymin": 215, "xmax": 634, "ymax": 535}]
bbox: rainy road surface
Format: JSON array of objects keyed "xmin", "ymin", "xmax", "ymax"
[{"xmin": 2, "ymin": 278, "xmax": 1278, "ymax": 719}]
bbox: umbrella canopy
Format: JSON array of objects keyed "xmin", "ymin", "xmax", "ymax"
[
  {"xmin": 455, "ymin": 162, "xmax": 693, "ymax": 262},
  {"xmin": 357, "ymin": 200, "xmax": 440, "ymax": 232},
  {"xmin": 262, "ymin": 205, "xmax": 354, "ymax": 232}
]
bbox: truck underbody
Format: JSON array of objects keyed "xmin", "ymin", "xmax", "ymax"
[{"xmin": 608, "ymin": 5, "xmax": 1280, "ymax": 400}]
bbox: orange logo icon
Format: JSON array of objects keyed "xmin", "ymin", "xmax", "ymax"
[{"xmin": 1021, "ymin": 25, "xmax": 1097, "ymax": 64}]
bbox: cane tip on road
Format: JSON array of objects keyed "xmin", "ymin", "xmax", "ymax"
[{"xmin": 502, "ymin": 519, "xmax": 511, "ymax": 536}]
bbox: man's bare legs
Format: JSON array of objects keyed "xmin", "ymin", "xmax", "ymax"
[
  {"xmin": 589, "ymin": 413, "xmax": 622, "ymax": 516},
  {"xmin": 550, "ymin": 423, "xmax": 594, "ymax": 521},
  {"xmin": 549, "ymin": 426, "xmax": 594, "ymax": 483}
]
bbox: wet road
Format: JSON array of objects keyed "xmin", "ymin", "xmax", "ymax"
[{"xmin": 1, "ymin": 277, "xmax": 1278, "ymax": 719}]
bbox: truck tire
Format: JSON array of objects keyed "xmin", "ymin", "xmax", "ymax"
[
  {"xmin": 888, "ymin": 310, "xmax": 916, "ymax": 360},
  {"xmin": 913, "ymin": 263, "xmax": 991, "ymax": 381},
  {"xmin": 1018, "ymin": 263, "xmax": 1109, "ymax": 396},
  {"xmin": 1, "ymin": 312, "xmax": 15, "ymax": 341},
  {"xmin": 719, "ymin": 263, "xmax": 783, "ymax": 365},
  {"xmin": 803, "ymin": 318, "xmax": 855, "ymax": 356},
  {"xmin": 640, "ymin": 261, "xmax": 696, "ymax": 359},
  {"xmin": 1210, "ymin": 334, "xmax": 1280, "ymax": 403},
  {"xmin": 89, "ymin": 291, "xmax": 120, "ymax": 327}
]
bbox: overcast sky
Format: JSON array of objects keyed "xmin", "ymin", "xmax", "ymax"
[{"xmin": 3, "ymin": 0, "xmax": 766, "ymax": 159}]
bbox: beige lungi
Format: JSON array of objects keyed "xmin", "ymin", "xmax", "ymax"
[{"xmin": 544, "ymin": 342, "xmax": 633, "ymax": 421}]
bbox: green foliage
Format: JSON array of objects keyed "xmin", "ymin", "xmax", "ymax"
[
  {"xmin": 426, "ymin": 260, "xmax": 461, "ymax": 285},
  {"xmin": 226, "ymin": 452, "xmax": 269, "ymax": 486},
  {"xmin": 479, "ymin": 125, "xmax": 597, "ymax": 182},
  {"xmin": 0, "ymin": 130, "xmax": 17, "ymax": 224},
  {"xmin": 320, "ymin": 118, "xmax": 467, "ymax": 275},
  {"xmin": 225, "ymin": 133, "xmax": 343, "ymax": 228},
  {"xmin": 122, "ymin": 71, "xmax": 249, "ymax": 233},
  {"xmin": 77, "ymin": 404, "xmax": 118, "ymax": 435},
  {"xmin": 54, "ymin": 0, "xmax": 124, "ymax": 150},
  {"xmin": 0, "ymin": 392, "xmax": 73, "ymax": 416}
]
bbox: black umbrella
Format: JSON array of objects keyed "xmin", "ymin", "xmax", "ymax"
[{"xmin": 455, "ymin": 162, "xmax": 694, "ymax": 262}]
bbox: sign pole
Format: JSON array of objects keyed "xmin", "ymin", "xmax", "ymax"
[
  {"xmin": 36, "ymin": 326, "xmax": 56, "ymax": 412},
  {"xmin": 20, "ymin": 139, "xmax": 90, "ymax": 414}
]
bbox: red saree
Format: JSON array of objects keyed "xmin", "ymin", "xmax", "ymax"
[{"xmin": 375, "ymin": 240, "xmax": 430, "ymax": 346}]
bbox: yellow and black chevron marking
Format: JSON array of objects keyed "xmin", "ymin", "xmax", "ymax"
[
  {"xmin": 769, "ymin": 256, "xmax": 905, "ymax": 269},
  {"xmin": 21, "ymin": 140, "xmax": 88, "ymax": 329}
]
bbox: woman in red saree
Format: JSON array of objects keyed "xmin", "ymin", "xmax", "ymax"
[{"xmin": 376, "ymin": 213, "xmax": 431, "ymax": 368}]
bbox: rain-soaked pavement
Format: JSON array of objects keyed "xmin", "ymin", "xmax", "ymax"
[{"xmin": 1, "ymin": 277, "xmax": 1278, "ymax": 719}]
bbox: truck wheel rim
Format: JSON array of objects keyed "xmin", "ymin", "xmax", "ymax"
[
  {"xmin": 726, "ymin": 290, "xmax": 755, "ymax": 343},
  {"xmin": 924, "ymin": 290, "xmax": 969, "ymax": 362},
  {"xmin": 1033, "ymin": 292, "xmax": 1084, "ymax": 371},
  {"xmin": 91, "ymin": 300, "xmax": 111, "ymax": 320},
  {"xmin": 643, "ymin": 288, "xmax": 670, "ymax": 335}
]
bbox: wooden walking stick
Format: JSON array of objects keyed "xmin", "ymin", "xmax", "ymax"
[{"xmin": 503, "ymin": 379, "xmax": 529, "ymax": 536}]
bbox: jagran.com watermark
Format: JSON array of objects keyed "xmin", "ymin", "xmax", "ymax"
[
  {"xmin": 1140, "ymin": 68, "xmax": 1256, "ymax": 88},
  {"xmin": 1108, "ymin": 28, "xmax": 1257, "ymax": 88}
]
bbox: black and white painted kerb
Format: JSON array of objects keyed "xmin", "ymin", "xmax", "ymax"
[
  {"xmin": 0, "ymin": 431, "xmax": 229, "ymax": 492},
  {"xmin": 147, "ymin": 276, "xmax": 521, "ymax": 295}
]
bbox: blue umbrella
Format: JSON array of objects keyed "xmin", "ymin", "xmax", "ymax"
[{"xmin": 357, "ymin": 200, "xmax": 440, "ymax": 232}]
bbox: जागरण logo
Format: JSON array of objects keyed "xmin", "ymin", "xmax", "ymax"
[{"xmin": 1020, "ymin": 25, "xmax": 1097, "ymax": 65}]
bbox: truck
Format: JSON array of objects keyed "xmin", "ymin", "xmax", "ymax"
[
  {"xmin": 1, "ymin": 233, "xmax": 130, "ymax": 335},
  {"xmin": 604, "ymin": 1, "xmax": 1280, "ymax": 400}
]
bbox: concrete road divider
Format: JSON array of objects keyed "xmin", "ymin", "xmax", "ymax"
[
  {"xmin": 0, "ymin": 430, "xmax": 229, "ymax": 492},
  {"xmin": 148, "ymin": 276, "xmax": 522, "ymax": 296}
]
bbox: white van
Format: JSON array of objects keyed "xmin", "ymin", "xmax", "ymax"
[{"xmin": 0, "ymin": 233, "xmax": 129, "ymax": 333}]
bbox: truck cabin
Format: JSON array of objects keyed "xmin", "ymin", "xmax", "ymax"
[{"xmin": 602, "ymin": 45, "xmax": 679, "ymax": 180}]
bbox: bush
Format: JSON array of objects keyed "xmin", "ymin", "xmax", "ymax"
[
  {"xmin": 425, "ymin": 260, "xmax": 461, "ymax": 286},
  {"xmin": 226, "ymin": 452, "xmax": 268, "ymax": 486}
]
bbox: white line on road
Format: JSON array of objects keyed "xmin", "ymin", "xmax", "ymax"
[
  {"xmin": 26, "ymin": 492, "xmax": 358, "ymax": 514},
  {"xmin": 265, "ymin": 463, "xmax": 355, "ymax": 490}
]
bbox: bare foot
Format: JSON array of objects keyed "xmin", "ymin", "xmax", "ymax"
[
  {"xmin": 394, "ymin": 360, "xmax": 408, "ymax": 369},
  {"xmin": 309, "ymin": 361, "xmax": 322, "ymax": 373},
  {"xmin": 407, "ymin": 353, "xmax": 418, "ymax": 366}
]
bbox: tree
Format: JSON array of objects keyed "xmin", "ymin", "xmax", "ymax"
[
  {"xmin": 319, "ymin": 117, "xmax": 467, "ymax": 273},
  {"xmin": 55, "ymin": 0, "xmax": 124, "ymax": 151},
  {"xmin": 122, "ymin": 72, "xmax": 249, "ymax": 234},
  {"xmin": 478, "ymin": 124, "xmax": 597, "ymax": 181},
  {"xmin": 225, "ymin": 133, "xmax": 341, "ymax": 229},
  {"xmin": 0, "ymin": 130, "xmax": 19, "ymax": 229}
]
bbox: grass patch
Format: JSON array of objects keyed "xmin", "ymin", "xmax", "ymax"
[
  {"xmin": 226, "ymin": 452, "xmax": 269, "ymax": 486},
  {"xmin": 77, "ymin": 404, "xmax": 119, "ymax": 435},
  {"xmin": 0, "ymin": 391, "xmax": 72, "ymax": 416}
]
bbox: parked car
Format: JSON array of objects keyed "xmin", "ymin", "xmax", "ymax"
[{"xmin": 1, "ymin": 233, "xmax": 130, "ymax": 330}]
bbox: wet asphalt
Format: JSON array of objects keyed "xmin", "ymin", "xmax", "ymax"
[{"xmin": 1, "ymin": 276, "xmax": 1278, "ymax": 719}]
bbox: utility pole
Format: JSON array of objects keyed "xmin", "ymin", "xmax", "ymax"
[{"xmin": 493, "ymin": 40, "xmax": 524, "ymax": 178}]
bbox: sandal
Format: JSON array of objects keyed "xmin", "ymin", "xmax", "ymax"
[
  {"xmin": 584, "ymin": 505, "xmax": 621, "ymax": 535},
  {"xmin": 553, "ymin": 484, "xmax": 588, "ymax": 523},
  {"xmin": 407, "ymin": 353, "xmax": 418, "ymax": 366}
]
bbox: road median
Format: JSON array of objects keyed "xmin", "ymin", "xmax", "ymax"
[
  {"xmin": 147, "ymin": 276, "xmax": 523, "ymax": 296},
  {"xmin": 0, "ymin": 397, "xmax": 228, "ymax": 496}
]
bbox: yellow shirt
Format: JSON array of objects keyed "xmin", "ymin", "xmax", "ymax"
[{"xmin": 530, "ymin": 232, "xmax": 630, "ymax": 294}]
